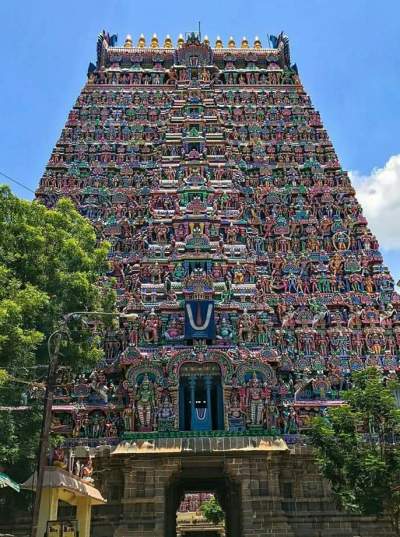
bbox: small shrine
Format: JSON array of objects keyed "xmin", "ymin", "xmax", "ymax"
[{"xmin": 22, "ymin": 465, "xmax": 106, "ymax": 537}]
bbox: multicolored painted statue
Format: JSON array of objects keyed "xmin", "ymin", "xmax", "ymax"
[
  {"xmin": 246, "ymin": 374, "xmax": 266, "ymax": 426},
  {"xmin": 157, "ymin": 391, "xmax": 176, "ymax": 431},
  {"xmin": 135, "ymin": 375, "xmax": 156, "ymax": 431},
  {"xmin": 228, "ymin": 389, "xmax": 246, "ymax": 432}
]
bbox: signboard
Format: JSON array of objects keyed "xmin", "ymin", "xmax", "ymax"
[
  {"xmin": 47, "ymin": 522, "xmax": 61, "ymax": 537},
  {"xmin": 62, "ymin": 522, "xmax": 76, "ymax": 537},
  {"xmin": 46, "ymin": 521, "xmax": 77, "ymax": 537}
]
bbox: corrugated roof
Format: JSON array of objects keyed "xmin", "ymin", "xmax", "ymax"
[{"xmin": 21, "ymin": 467, "xmax": 106, "ymax": 505}]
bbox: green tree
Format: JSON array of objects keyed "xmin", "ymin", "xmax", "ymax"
[
  {"xmin": 0, "ymin": 186, "xmax": 114, "ymax": 511},
  {"xmin": 310, "ymin": 368, "xmax": 400, "ymax": 535},
  {"xmin": 200, "ymin": 496, "xmax": 224, "ymax": 525}
]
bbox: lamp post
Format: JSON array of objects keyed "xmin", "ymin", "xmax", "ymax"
[{"xmin": 30, "ymin": 311, "xmax": 138, "ymax": 537}]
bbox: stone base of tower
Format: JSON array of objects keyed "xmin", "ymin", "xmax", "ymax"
[
  {"xmin": 87, "ymin": 437, "xmax": 395, "ymax": 537},
  {"xmin": 1, "ymin": 437, "xmax": 394, "ymax": 537}
]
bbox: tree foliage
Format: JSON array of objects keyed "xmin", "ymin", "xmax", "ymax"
[
  {"xmin": 310, "ymin": 368, "xmax": 400, "ymax": 534},
  {"xmin": 0, "ymin": 186, "xmax": 114, "ymax": 510},
  {"xmin": 200, "ymin": 496, "xmax": 224, "ymax": 525}
]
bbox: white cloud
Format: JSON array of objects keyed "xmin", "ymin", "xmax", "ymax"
[{"xmin": 350, "ymin": 154, "xmax": 400, "ymax": 250}]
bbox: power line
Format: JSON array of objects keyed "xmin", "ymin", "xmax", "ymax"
[{"xmin": 0, "ymin": 170, "xmax": 36, "ymax": 195}]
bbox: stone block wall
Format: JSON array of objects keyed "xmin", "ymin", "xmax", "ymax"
[
  {"xmin": 1, "ymin": 446, "xmax": 395, "ymax": 537},
  {"xmin": 89, "ymin": 447, "xmax": 395, "ymax": 537}
]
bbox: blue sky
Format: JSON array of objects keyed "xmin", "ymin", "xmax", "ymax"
[{"xmin": 1, "ymin": 0, "xmax": 399, "ymax": 279}]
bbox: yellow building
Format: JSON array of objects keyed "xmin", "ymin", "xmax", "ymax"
[{"xmin": 22, "ymin": 466, "xmax": 106, "ymax": 537}]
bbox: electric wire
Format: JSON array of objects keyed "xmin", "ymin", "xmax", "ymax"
[{"xmin": 0, "ymin": 170, "xmax": 36, "ymax": 195}]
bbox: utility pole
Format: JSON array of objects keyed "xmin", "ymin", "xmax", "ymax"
[{"xmin": 30, "ymin": 327, "xmax": 63, "ymax": 537}]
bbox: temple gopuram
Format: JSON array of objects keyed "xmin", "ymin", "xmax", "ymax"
[{"xmin": 35, "ymin": 31, "xmax": 399, "ymax": 536}]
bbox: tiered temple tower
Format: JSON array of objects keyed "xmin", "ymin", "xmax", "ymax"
[{"xmin": 36, "ymin": 31, "xmax": 399, "ymax": 537}]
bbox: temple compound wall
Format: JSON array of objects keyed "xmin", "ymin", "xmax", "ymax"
[{"xmin": 85, "ymin": 439, "xmax": 394, "ymax": 537}]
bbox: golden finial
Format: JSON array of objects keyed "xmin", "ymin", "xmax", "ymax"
[
  {"xmin": 241, "ymin": 36, "xmax": 249, "ymax": 49},
  {"xmin": 203, "ymin": 35, "xmax": 210, "ymax": 46},
  {"xmin": 137, "ymin": 33, "xmax": 146, "ymax": 48},
  {"xmin": 164, "ymin": 34, "xmax": 173, "ymax": 48},
  {"xmin": 151, "ymin": 33, "xmax": 159, "ymax": 48},
  {"xmin": 177, "ymin": 33, "xmax": 184, "ymax": 47},
  {"xmin": 124, "ymin": 34, "xmax": 133, "ymax": 48},
  {"xmin": 254, "ymin": 36, "xmax": 262, "ymax": 49},
  {"xmin": 228, "ymin": 36, "xmax": 236, "ymax": 48},
  {"xmin": 215, "ymin": 36, "xmax": 223, "ymax": 48}
]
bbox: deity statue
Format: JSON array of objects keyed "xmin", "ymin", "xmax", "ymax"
[
  {"xmin": 122, "ymin": 406, "xmax": 135, "ymax": 432},
  {"xmin": 142, "ymin": 309, "xmax": 160, "ymax": 344},
  {"xmin": 366, "ymin": 331, "xmax": 385, "ymax": 355},
  {"xmin": 263, "ymin": 400, "xmax": 279, "ymax": 431},
  {"xmin": 238, "ymin": 310, "xmax": 255, "ymax": 343},
  {"xmin": 246, "ymin": 374, "xmax": 266, "ymax": 426},
  {"xmin": 157, "ymin": 391, "xmax": 176, "ymax": 431},
  {"xmin": 52, "ymin": 447, "xmax": 67, "ymax": 470},
  {"xmin": 216, "ymin": 315, "xmax": 234, "ymax": 342},
  {"xmin": 281, "ymin": 405, "xmax": 298, "ymax": 434},
  {"xmin": 81, "ymin": 457, "xmax": 94, "ymax": 483},
  {"xmin": 173, "ymin": 262, "xmax": 186, "ymax": 281},
  {"xmin": 156, "ymin": 222, "xmax": 168, "ymax": 243},
  {"xmin": 165, "ymin": 316, "xmax": 184, "ymax": 341},
  {"xmin": 135, "ymin": 374, "xmax": 156, "ymax": 431},
  {"xmin": 227, "ymin": 389, "xmax": 246, "ymax": 432},
  {"xmin": 150, "ymin": 262, "xmax": 162, "ymax": 283},
  {"xmin": 90, "ymin": 412, "xmax": 105, "ymax": 438}
]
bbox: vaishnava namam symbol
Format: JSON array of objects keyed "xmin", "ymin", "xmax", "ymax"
[{"xmin": 184, "ymin": 300, "xmax": 216, "ymax": 339}]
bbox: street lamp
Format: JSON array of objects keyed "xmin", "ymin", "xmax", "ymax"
[{"xmin": 30, "ymin": 311, "xmax": 138, "ymax": 537}]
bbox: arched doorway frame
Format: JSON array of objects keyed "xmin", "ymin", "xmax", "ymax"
[{"xmin": 165, "ymin": 459, "xmax": 242, "ymax": 537}]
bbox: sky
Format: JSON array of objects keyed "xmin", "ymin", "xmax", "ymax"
[{"xmin": 0, "ymin": 0, "xmax": 399, "ymax": 279}]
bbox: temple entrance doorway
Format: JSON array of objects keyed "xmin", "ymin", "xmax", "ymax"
[
  {"xmin": 178, "ymin": 363, "xmax": 224, "ymax": 431},
  {"xmin": 165, "ymin": 460, "xmax": 241, "ymax": 537}
]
